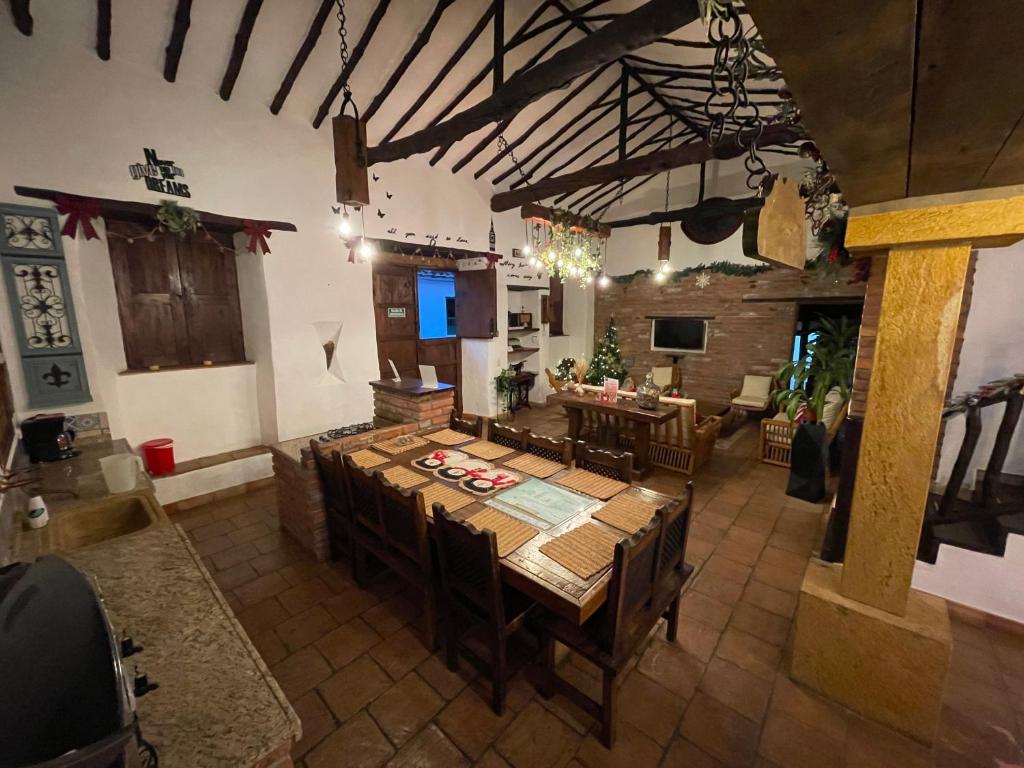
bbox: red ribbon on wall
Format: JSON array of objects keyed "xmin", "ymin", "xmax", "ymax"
[
  {"xmin": 242, "ymin": 220, "xmax": 272, "ymax": 254},
  {"xmin": 55, "ymin": 194, "xmax": 100, "ymax": 240},
  {"xmin": 485, "ymin": 253, "xmax": 500, "ymax": 269}
]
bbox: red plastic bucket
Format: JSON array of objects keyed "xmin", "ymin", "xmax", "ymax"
[{"xmin": 141, "ymin": 438, "xmax": 175, "ymax": 476}]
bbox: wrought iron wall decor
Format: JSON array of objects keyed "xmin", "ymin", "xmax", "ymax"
[{"xmin": 0, "ymin": 203, "xmax": 91, "ymax": 407}]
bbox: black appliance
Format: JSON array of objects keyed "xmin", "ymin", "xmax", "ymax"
[
  {"xmin": 0, "ymin": 557, "xmax": 157, "ymax": 768},
  {"xmin": 21, "ymin": 413, "xmax": 76, "ymax": 462}
]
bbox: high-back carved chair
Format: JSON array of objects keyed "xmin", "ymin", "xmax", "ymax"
[
  {"xmin": 375, "ymin": 474, "xmax": 438, "ymax": 650},
  {"xmin": 341, "ymin": 453, "xmax": 385, "ymax": 588},
  {"xmin": 574, "ymin": 441, "xmax": 633, "ymax": 482},
  {"xmin": 537, "ymin": 517, "xmax": 662, "ymax": 747},
  {"xmin": 433, "ymin": 505, "xmax": 535, "ymax": 714},
  {"xmin": 450, "ymin": 411, "xmax": 483, "ymax": 438},
  {"xmin": 309, "ymin": 441, "xmax": 353, "ymax": 563},
  {"xmin": 487, "ymin": 419, "xmax": 527, "ymax": 451},
  {"xmin": 525, "ymin": 432, "xmax": 572, "ymax": 466}
]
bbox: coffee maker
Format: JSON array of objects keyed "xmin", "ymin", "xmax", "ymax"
[{"xmin": 21, "ymin": 413, "xmax": 77, "ymax": 462}]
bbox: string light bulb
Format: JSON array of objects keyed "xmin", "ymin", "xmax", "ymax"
[
  {"xmin": 598, "ymin": 272, "xmax": 611, "ymax": 288},
  {"xmin": 655, "ymin": 270, "xmax": 666, "ymax": 283},
  {"xmin": 358, "ymin": 238, "xmax": 374, "ymax": 261},
  {"xmin": 337, "ymin": 211, "xmax": 352, "ymax": 237},
  {"xmin": 522, "ymin": 244, "xmax": 532, "ymax": 256}
]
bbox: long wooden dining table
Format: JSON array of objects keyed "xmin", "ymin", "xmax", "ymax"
[{"xmin": 342, "ymin": 429, "xmax": 685, "ymax": 625}]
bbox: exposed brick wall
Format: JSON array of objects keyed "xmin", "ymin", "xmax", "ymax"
[
  {"xmin": 372, "ymin": 388, "xmax": 455, "ymax": 429},
  {"xmin": 850, "ymin": 255, "xmax": 887, "ymax": 419},
  {"xmin": 593, "ymin": 265, "xmax": 864, "ymax": 406}
]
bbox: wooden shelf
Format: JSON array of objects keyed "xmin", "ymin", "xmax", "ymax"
[
  {"xmin": 508, "ymin": 285, "xmax": 544, "ymax": 292},
  {"xmin": 508, "ymin": 347, "xmax": 540, "ymax": 355},
  {"xmin": 508, "ymin": 327, "xmax": 540, "ymax": 334}
]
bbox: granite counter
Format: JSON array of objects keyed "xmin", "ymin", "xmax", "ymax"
[{"xmin": 66, "ymin": 524, "xmax": 300, "ymax": 768}]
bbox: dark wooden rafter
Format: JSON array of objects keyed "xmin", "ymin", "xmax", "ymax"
[
  {"xmin": 368, "ymin": 0, "xmax": 700, "ymax": 165},
  {"xmin": 456, "ymin": 64, "xmax": 612, "ymax": 176},
  {"xmin": 363, "ymin": 0, "xmax": 457, "ymax": 123},
  {"xmin": 96, "ymin": 0, "xmax": 111, "ymax": 60},
  {"xmin": 604, "ymin": 196, "xmax": 759, "ymax": 228},
  {"xmin": 502, "ymin": 96, "xmax": 662, "ymax": 189},
  {"xmin": 491, "ymin": 78, "xmax": 622, "ymax": 185},
  {"xmin": 163, "ymin": 0, "xmax": 193, "ymax": 83},
  {"xmin": 270, "ymin": 0, "xmax": 333, "ymax": 115},
  {"xmin": 492, "ymin": 0, "xmax": 504, "ymax": 91},
  {"xmin": 219, "ymin": 0, "xmax": 264, "ymax": 101},
  {"xmin": 565, "ymin": 133, "xmax": 680, "ymax": 212},
  {"xmin": 312, "ymin": 0, "xmax": 392, "ymax": 129},
  {"xmin": 429, "ymin": 10, "xmax": 576, "ymax": 165},
  {"xmin": 381, "ymin": 3, "xmax": 496, "ymax": 144},
  {"xmin": 617, "ymin": 67, "xmax": 629, "ymax": 159},
  {"xmin": 10, "ymin": 0, "xmax": 31, "ymax": 35},
  {"xmin": 491, "ymin": 122, "xmax": 800, "ymax": 211}
]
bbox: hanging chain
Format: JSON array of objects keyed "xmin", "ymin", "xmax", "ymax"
[
  {"xmin": 336, "ymin": 0, "xmax": 352, "ymax": 100},
  {"xmin": 703, "ymin": 6, "xmax": 769, "ymax": 193},
  {"xmin": 497, "ymin": 134, "xmax": 530, "ymax": 187}
]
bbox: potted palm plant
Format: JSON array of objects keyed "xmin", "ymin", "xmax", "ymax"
[{"xmin": 772, "ymin": 316, "xmax": 858, "ymax": 501}]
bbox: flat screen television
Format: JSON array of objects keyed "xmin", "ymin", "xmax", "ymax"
[{"xmin": 650, "ymin": 317, "xmax": 707, "ymax": 354}]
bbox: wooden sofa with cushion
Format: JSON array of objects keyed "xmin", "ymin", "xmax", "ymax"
[
  {"xmin": 578, "ymin": 385, "xmax": 722, "ymax": 475},
  {"xmin": 759, "ymin": 388, "xmax": 848, "ymax": 467}
]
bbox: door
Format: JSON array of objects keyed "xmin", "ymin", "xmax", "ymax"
[
  {"xmin": 178, "ymin": 231, "xmax": 245, "ymax": 364},
  {"xmin": 455, "ymin": 268, "xmax": 497, "ymax": 338},
  {"xmin": 108, "ymin": 221, "xmax": 191, "ymax": 369},
  {"xmin": 372, "ymin": 263, "xmax": 418, "ymax": 378}
]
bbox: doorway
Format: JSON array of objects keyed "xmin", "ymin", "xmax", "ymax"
[{"xmin": 789, "ymin": 301, "xmax": 863, "ymax": 388}]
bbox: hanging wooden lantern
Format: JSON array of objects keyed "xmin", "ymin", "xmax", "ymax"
[
  {"xmin": 333, "ymin": 103, "xmax": 370, "ymax": 206},
  {"xmin": 657, "ymin": 223, "xmax": 672, "ymax": 262},
  {"xmin": 742, "ymin": 176, "xmax": 806, "ymax": 269}
]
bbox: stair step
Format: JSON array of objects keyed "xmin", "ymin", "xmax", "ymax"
[{"xmin": 929, "ymin": 520, "xmax": 1003, "ymax": 558}]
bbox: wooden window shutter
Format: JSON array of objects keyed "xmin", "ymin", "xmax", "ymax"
[
  {"xmin": 178, "ymin": 231, "xmax": 245, "ymax": 364},
  {"xmin": 455, "ymin": 268, "xmax": 498, "ymax": 338},
  {"xmin": 108, "ymin": 221, "xmax": 191, "ymax": 369}
]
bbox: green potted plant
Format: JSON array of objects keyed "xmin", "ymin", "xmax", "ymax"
[
  {"xmin": 495, "ymin": 367, "xmax": 515, "ymax": 418},
  {"xmin": 773, "ymin": 316, "xmax": 857, "ymax": 422},
  {"xmin": 772, "ymin": 315, "xmax": 857, "ymax": 502}
]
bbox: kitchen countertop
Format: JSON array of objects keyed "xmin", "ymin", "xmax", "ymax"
[{"xmin": 66, "ymin": 524, "xmax": 301, "ymax": 768}]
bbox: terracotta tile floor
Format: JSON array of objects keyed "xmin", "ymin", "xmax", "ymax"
[{"xmin": 172, "ymin": 408, "xmax": 1024, "ymax": 768}]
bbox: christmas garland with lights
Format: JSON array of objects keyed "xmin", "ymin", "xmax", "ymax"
[{"xmin": 609, "ymin": 260, "xmax": 772, "ymax": 285}]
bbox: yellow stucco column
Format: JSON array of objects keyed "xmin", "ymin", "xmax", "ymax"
[{"xmin": 789, "ymin": 193, "xmax": 1024, "ymax": 743}]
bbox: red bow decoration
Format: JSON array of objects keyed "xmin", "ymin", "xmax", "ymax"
[
  {"xmin": 242, "ymin": 220, "xmax": 272, "ymax": 254},
  {"xmin": 55, "ymin": 194, "xmax": 100, "ymax": 240},
  {"xmin": 485, "ymin": 253, "xmax": 500, "ymax": 269}
]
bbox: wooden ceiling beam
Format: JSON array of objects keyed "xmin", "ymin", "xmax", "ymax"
[
  {"xmin": 363, "ymin": 0, "xmax": 457, "ymax": 123},
  {"xmin": 492, "ymin": 0, "xmax": 504, "ymax": 90},
  {"xmin": 566, "ymin": 135, "xmax": 680, "ymax": 212},
  {"xmin": 455, "ymin": 64, "xmax": 610, "ymax": 177},
  {"xmin": 219, "ymin": 0, "xmax": 264, "ymax": 100},
  {"xmin": 96, "ymin": 0, "xmax": 111, "ymax": 60},
  {"xmin": 380, "ymin": 3, "xmax": 495, "ymax": 143},
  {"xmin": 10, "ymin": 0, "xmax": 32, "ymax": 35},
  {"xmin": 270, "ymin": 0, "xmax": 333, "ymax": 115},
  {"xmin": 367, "ymin": 0, "xmax": 700, "ymax": 165},
  {"xmin": 605, "ymin": 196, "xmax": 759, "ymax": 228},
  {"xmin": 163, "ymin": 0, "xmax": 192, "ymax": 82},
  {"xmin": 490, "ymin": 122, "xmax": 800, "ymax": 211},
  {"xmin": 312, "ymin": 0, "xmax": 392, "ymax": 129}
]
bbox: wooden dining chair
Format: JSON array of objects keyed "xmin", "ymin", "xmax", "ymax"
[
  {"xmin": 536, "ymin": 516, "xmax": 664, "ymax": 748},
  {"xmin": 487, "ymin": 419, "xmax": 527, "ymax": 450},
  {"xmin": 525, "ymin": 432, "xmax": 572, "ymax": 466},
  {"xmin": 573, "ymin": 441, "xmax": 634, "ymax": 482},
  {"xmin": 374, "ymin": 474, "xmax": 439, "ymax": 650},
  {"xmin": 433, "ymin": 505, "xmax": 536, "ymax": 715},
  {"xmin": 341, "ymin": 453, "xmax": 386, "ymax": 588},
  {"xmin": 309, "ymin": 441, "xmax": 354, "ymax": 563},
  {"xmin": 653, "ymin": 483, "xmax": 695, "ymax": 641},
  {"xmin": 450, "ymin": 411, "xmax": 483, "ymax": 438}
]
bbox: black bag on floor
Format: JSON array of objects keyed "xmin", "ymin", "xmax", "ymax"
[{"xmin": 786, "ymin": 422, "xmax": 828, "ymax": 502}]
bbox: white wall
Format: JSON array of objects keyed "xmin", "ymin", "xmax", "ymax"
[
  {"xmin": 0, "ymin": 14, "xmax": 522, "ymax": 457},
  {"xmin": 934, "ymin": 244, "xmax": 1024, "ymax": 486}
]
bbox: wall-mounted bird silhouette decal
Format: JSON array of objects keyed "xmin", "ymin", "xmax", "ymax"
[{"xmin": 376, "ymin": 209, "xmax": 385, "ymax": 218}]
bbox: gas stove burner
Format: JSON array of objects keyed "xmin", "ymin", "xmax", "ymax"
[{"xmin": 320, "ymin": 422, "xmax": 375, "ymax": 442}]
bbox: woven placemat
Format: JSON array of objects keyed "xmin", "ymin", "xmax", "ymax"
[
  {"xmin": 421, "ymin": 483, "xmax": 474, "ymax": 518},
  {"xmin": 503, "ymin": 453, "xmax": 565, "ymax": 479},
  {"xmin": 425, "ymin": 428, "xmax": 475, "ymax": 446},
  {"xmin": 540, "ymin": 523, "xmax": 622, "ymax": 580},
  {"xmin": 468, "ymin": 508, "xmax": 539, "ymax": 558},
  {"xmin": 348, "ymin": 449, "xmax": 389, "ymax": 470},
  {"xmin": 380, "ymin": 465, "xmax": 429, "ymax": 490},
  {"xmin": 592, "ymin": 494, "xmax": 660, "ymax": 534},
  {"xmin": 462, "ymin": 440, "xmax": 517, "ymax": 460},
  {"xmin": 373, "ymin": 434, "xmax": 430, "ymax": 455},
  {"xmin": 554, "ymin": 469, "xmax": 629, "ymax": 500}
]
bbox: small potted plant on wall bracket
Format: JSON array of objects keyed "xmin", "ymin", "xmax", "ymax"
[{"xmin": 772, "ymin": 316, "xmax": 857, "ymax": 502}]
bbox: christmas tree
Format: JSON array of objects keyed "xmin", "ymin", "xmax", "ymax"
[{"xmin": 586, "ymin": 317, "xmax": 627, "ymax": 384}]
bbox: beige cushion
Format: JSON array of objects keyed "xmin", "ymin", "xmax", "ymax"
[
  {"xmin": 732, "ymin": 394, "xmax": 770, "ymax": 409},
  {"xmin": 651, "ymin": 367, "xmax": 673, "ymax": 388},
  {"xmin": 821, "ymin": 387, "xmax": 844, "ymax": 426},
  {"xmin": 741, "ymin": 375, "xmax": 772, "ymax": 400}
]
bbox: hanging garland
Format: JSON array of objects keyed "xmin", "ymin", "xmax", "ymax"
[
  {"xmin": 609, "ymin": 260, "xmax": 772, "ymax": 286},
  {"xmin": 99, "ymin": 200, "xmax": 272, "ymax": 255}
]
